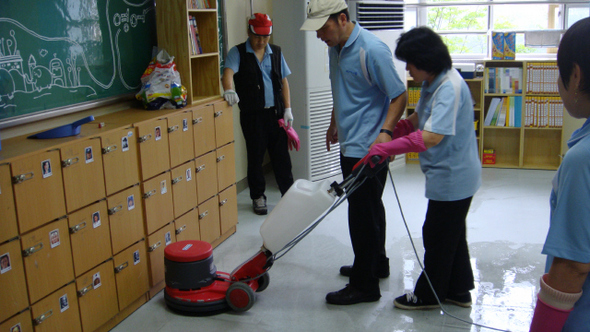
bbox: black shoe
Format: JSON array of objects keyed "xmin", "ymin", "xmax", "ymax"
[
  {"xmin": 446, "ymin": 292, "xmax": 472, "ymax": 307},
  {"xmin": 393, "ymin": 292, "xmax": 439, "ymax": 310},
  {"xmin": 326, "ymin": 284, "xmax": 381, "ymax": 305},
  {"xmin": 339, "ymin": 265, "xmax": 390, "ymax": 278},
  {"xmin": 253, "ymin": 196, "xmax": 267, "ymax": 215}
]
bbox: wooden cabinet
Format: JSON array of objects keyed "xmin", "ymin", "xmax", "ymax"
[
  {"xmin": 147, "ymin": 223, "xmax": 176, "ymax": 287},
  {"xmin": 76, "ymin": 260, "xmax": 118, "ymax": 332},
  {"xmin": 219, "ymin": 185, "xmax": 238, "ymax": 236},
  {"xmin": 0, "ymin": 163, "xmax": 18, "ymax": 243},
  {"xmin": 170, "ymin": 161, "xmax": 198, "ymax": 218},
  {"xmin": 213, "ymin": 100, "xmax": 234, "ymax": 147},
  {"xmin": 0, "ymin": 239, "xmax": 29, "ymax": 323},
  {"xmin": 136, "ymin": 118, "xmax": 171, "ymax": 181},
  {"xmin": 113, "ymin": 240, "xmax": 149, "ymax": 311},
  {"xmin": 141, "ymin": 172, "xmax": 174, "ymax": 235},
  {"xmin": 174, "ymin": 208, "xmax": 200, "ymax": 242},
  {"xmin": 166, "ymin": 111, "xmax": 195, "ymax": 168},
  {"xmin": 192, "ymin": 104, "xmax": 216, "ymax": 157},
  {"xmin": 216, "ymin": 143, "xmax": 236, "ymax": 192},
  {"xmin": 100, "ymin": 127, "xmax": 141, "ymax": 196},
  {"xmin": 0, "ymin": 309, "xmax": 33, "ymax": 332},
  {"xmin": 195, "ymin": 151, "xmax": 218, "ymax": 204},
  {"xmin": 198, "ymin": 197, "xmax": 220, "ymax": 244},
  {"xmin": 30, "ymin": 283, "xmax": 81, "ymax": 332},
  {"xmin": 107, "ymin": 186, "xmax": 145, "ymax": 255}
]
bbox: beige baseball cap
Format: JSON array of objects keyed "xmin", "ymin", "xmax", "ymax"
[{"xmin": 300, "ymin": 0, "xmax": 348, "ymax": 31}]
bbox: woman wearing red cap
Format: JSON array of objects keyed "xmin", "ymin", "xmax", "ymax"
[{"xmin": 222, "ymin": 13, "xmax": 296, "ymax": 215}]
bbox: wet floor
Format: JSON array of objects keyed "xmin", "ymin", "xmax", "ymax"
[{"xmin": 111, "ymin": 164, "xmax": 553, "ymax": 332}]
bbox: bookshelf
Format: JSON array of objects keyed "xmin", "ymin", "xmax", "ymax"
[{"xmin": 155, "ymin": 0, "xmax": 221, "ymax": 105}]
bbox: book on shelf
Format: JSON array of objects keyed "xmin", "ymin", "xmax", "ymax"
[
  {"xmin": 484, "ymin": 67, "xmax": 522, "ymax": 94},
  {"xmin": 189, "ymin": 0, "xmax": 211, "ymax": 9},
  {"xmin": 188, "ymin": 16, "xmax": 203, "ymax": 55},
  {"xmin": 484, "ymin": 97, "xmax": 502, "ymax": 126},
  {"xmin": 486, "ymin": 96, "xmax": 522, "ymax": 127},
  {"xmin": 496, "ymin": 97, "xmax": 508, "ymax": 126}
]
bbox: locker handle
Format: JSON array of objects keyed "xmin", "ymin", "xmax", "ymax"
[
  {"xmin": 78, "ymin": 283, "xmax": 94, "ymax": 297},
  {"xmin": 12, "ymin": 172, "xmax": 34, "ymax": 184},
  {"xmin": 172, "ymin": 176, "xmax": 183, "ymax": 185},
  {"xmin": 108, "ymin": 205, "xmax": 123, "ymax": 215},
  {"xmin": 168, "ymin": 125, "xmax": 179, "ymax": 133},
  {"xmin": 115, "ymin": 261, "xmax": 128, "ymax": 273},
  {"xmin": 138, "ymin": 134, "xmax": 152, "ymax": 143},
  {"xmin": 69, "ymin": 221, "xmax": 87, "ymax": 234},
  {"xmin": 192, "ymin": 117, "xmax": 203, "ymax": 124},
  {"xmin": 196, "ymin": 165, "xmax": 205, "ymax": 173},
  {"xmin": 219, "ymin": 199, "xmax": 228, "ymax": 206},
  {"xmin": 102, "ymin": 145, "xmax": 118, "ymax": 154},
  {"xmin": 23, "ymin": 242, "xmax": 44, "ymax": 257},
  {"xmin": 148, "ymin": 241, "xmax": 162, "ymax": 252},
  {"xmin": 199, "ymin": 211, "xmax": 209, "ymax": 219},
  {"xmin": 33, "ymin": 309, "xmax": 53, "ymax": 326},
  {"xmin": 214, "ymin": 111, "xmax": 223, "ymax": 118},
  {"xmin": 176, "ymin": 225, "xmax": 186, "ymax": 234},
  {"xmin": 143, "ymin": 189, "xmax": 156, "ymax": 199},
  {"xmin": 61, "ymin": 157, "xmax": 79, "ymax": 168},
  {"xmin": 216, "ymin": 155, "xmax": 225, "ymax": 162}
]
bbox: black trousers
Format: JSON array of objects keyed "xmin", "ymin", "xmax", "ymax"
[
  {"xmin": 414, "ymin": 197, "xmax": 475, "ymax": 302},
  {"xmin": 240, "ymin": 108, "xmax": 294, "ymax": 200},
  {"xmin": 340, "ymin": 155, "xmax": 389, "ymax": 295}
]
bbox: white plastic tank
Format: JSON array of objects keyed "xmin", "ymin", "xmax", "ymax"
[{"xmin": 260, "ymin": 179, "xmax": 336, "ymax": 254}]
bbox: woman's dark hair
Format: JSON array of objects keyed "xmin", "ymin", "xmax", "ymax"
[
  {"xmin": 558, "ymin": 17, "xmax": 590, "ymax": 94},
  {"xmin": 395, "ymin": 26, "xmax": 452, "ymax": 75},
  {"xmin": 328, "ymin": 9, "xmax": 350, "ymax": 23}
]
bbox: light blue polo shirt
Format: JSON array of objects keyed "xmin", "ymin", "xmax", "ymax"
[
  {"xmin": 416, "ymin": 68, "xmax": 481, "ymax": 201},
  {"xmin": 542, "ymin": 118, "xmax": 590, "ymax": 331},
  {"xmin": 225, "ymin": 39, "xmax": 291, "ymax": 108},
  {"xmin": 329, "ymin": 22, "xmax": 405, "ymax": 158}
]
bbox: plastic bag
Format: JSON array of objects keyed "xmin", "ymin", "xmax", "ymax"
[{"xmin": 136, "ymin": 49, "xmax": 187, "ymax": 110}]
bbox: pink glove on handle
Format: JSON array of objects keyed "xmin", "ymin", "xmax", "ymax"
[
  {"xmin": 363, "ymin": 130, "xmax": 427, "ymax": 167},
  {"xmin": 392, "ymin": 119, "xmax": 415, "ymax": 139},
  {"xmin": 278, "ymin": 119, "xmax": 300, "ymax": 151},
  {"xmin": 529, "ymin": 296, "xmax": 572, "ymax": 332}
]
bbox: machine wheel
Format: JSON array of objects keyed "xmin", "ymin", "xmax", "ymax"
[
  {"xmin": 256, "ymin": 273, "xmax": 270, "ymax": 292},
  {"xmin": 226, "ymin": 282, "xmax": 255, "ymax": 312}
]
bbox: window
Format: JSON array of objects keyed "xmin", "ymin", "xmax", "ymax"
[{"xmin": 405, "ymin": 0, "xmax": 589, "ymax": 60}]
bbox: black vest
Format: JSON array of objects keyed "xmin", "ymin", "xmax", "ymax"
[{"xmin": 234, "ymin": 42, "xmax": 285, "ymax": 118}]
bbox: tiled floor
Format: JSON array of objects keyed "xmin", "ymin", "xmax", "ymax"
[{"xmin": 111, "ymin": 164, "xmax": 554, "ymax": 332}]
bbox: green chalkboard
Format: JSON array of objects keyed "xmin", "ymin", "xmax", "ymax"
[{"xmin": 0, "ymin": 0, "xmax": 157, "ymax": 123}]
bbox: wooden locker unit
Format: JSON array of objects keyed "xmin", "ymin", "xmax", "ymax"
[
  {"xmin": 107, "ymin": 186, "xmax": 145, "ymax": 255},
  {"xmin": 68, "ymin": 200, "xmax": 112, "ymax": 277},
  {"xmin": 0, "ymin": 163, "xmax": 18, "ymax": 243},
  {"xmin": 166, "ymin": 110, "xmax": 195, "ymax": 168},
  {"xmin": 191, "ymin": 104, "xmax": 216, "ymax": 157},
  {"xmin": 30, "ymin": 283, "xmax": 81, "ymax": 332},
  {"xmin": 60, "ymin": 138, "xmax": 106, "ymax": 213},
  {"xmin": 147, "ymin": 223, "xmax": 176, "ymax": 287},
  {"xmin": 21, "ymin": 218, "xmax": 74, "ymax": 304},
  {"xmin": 195, "ymin": 151, "xmax": 218, "ymax": 204},
  {"xmin": 170, "ymin": 160, "xmax": 198, "ymax": 218},
  {"xmin": 219, "ymin": 185, "xmax": 238, "ymax": 236},
  {"xmin": 11, "ymin": 150, "xmax": 66, "ymax": 234},
  {"xmin": 100, "ymin": 127, "xmax": 141, "ymax": 196},
  {"xmin": 0, "ymin": 239, "xmax": 29, "ymax": 323},
  {"xmin": 113, "ymin": 240, "xmax": 149, "ymax": 311},
  {"xmin": 174, "ymin": 208, "xmax": 200, "ymax": 242},
  {"xmin": 0, "ymin": 309, "xmax": 33, "ymax": 332},
  {"xmin": 213, "ymin": 100, "xmax": 234, "ymax": 147},
  {"xmin": 76, "ymin": 260, "xmax": 118, "ymax": 332},
  {"xmin": 216, "ymin": 143, "xmax": 236, "ymax": 192},
  {"xmin": 135, "ymin": 118, "xmax": 171, "ymax": 181},
  {"xmin": 198, "ymin": 197, "xmax": 220, "ymax": 244},
  {"xmin": 141, "ymin": 171, "xmax": 175, "ymax": 235}
]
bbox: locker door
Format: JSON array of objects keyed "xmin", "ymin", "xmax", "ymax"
[
  {"xmin": 113, "ymin": 240, "xmax": 149, "ymax": 311},
  {"xmin": 136, "ymin": 119, "xmax": 171, "ymax": 181},
  {"xmin": 60, "ymin": 138, "xmax": 106, "ymax": 213},
  {"xmin": 198, "ymin": 197, "xmax": 220, "ymax": 244},
  {"xmin": 170, "ymin": 161, "xmax": 197, "ymax": 218},
  {"xmin": 31, "ymin": 283, "xmax": 81, "ymax": 332},
  {"xmin": 76, "ymin": 260, "xmax": 118, "ymax": 332},
  {"xmin": 100, "ymin": 127, "xmax": 140, "ymax": 196},
  {"xmin": 107, "ymin": 186, "xmax": 145, "ymax": 255},
  {"xmin": 0, "ymin": 309, "xmax": 33, "ymax": 332},
  {"xmin": 147, "ymin": 223, "xmax": 176, "ymax": 287},
  {"xmin": 213, "ymin": 100, "xmax": 234, "ymax": 147},
  {"xmin": 216, "ymin": 143, "xmax": 236, "ymax": 192},
  {"xmin": 219, "ymin": 185, "xmax": 238, "ymax": 235},
  {"xmin": 0, "ymin": 163, "xmax": 18, "ymax": 243},
  {"xmin": 141, "ymin": 172, "xmax": 174, "ymax": 235},
  {"xmin": 68, "ymin": 200, "xmax": 112, "ymax": 277},
  {"xmin": 195, "ymin": 151, "xmax": 217, "ymax": 204},
  {"xmin": 0, "ymin": 239, "xmax": 29, "ymax": 323},
  {"xmin": 21, "ymin": 218, "xmax": 75, "ymax": 304},
  {"xmin": 174, "ymin": 208, "xmax": 200, "ymax": 242},
  {"xmin": 167, "ymin": 111, "xmax": 195, "ymax": 168},
  {"xmin": 11, "ymin": 150, "xmax": 66, "ymax": 233},
  {"xmin": 191, "ymin": 104, "xmax": 216, "ymax": 157}
]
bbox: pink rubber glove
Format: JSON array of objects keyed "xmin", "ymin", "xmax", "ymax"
[
  {"xmin": 278, "ymin": 119, "xmax": 300, "ymax": 151},
  {"xmin": 363, "ymin": 130, "xmax": 427, "ymax": 167},
  {"xmin": 392, "ymin": 119, "xmax": 415, "ymax": 139}
]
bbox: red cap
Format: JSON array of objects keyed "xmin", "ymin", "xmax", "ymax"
[{"xmin": 249, "ymin": 13, "xmax": 272, "ymax": 36}]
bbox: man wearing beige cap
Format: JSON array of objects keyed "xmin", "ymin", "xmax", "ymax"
[{"xmin": 301, "ymin": 0, "xmax": 407, "ymax": 305}]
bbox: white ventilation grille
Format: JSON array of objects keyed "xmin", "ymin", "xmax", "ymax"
[
  {"xmin": 353, "ymin": 1, "xmax": 404, "ymax": 31},
  {"xmin": 308, "ymin": 88, "xmax": 341, "ymax": 181}
]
